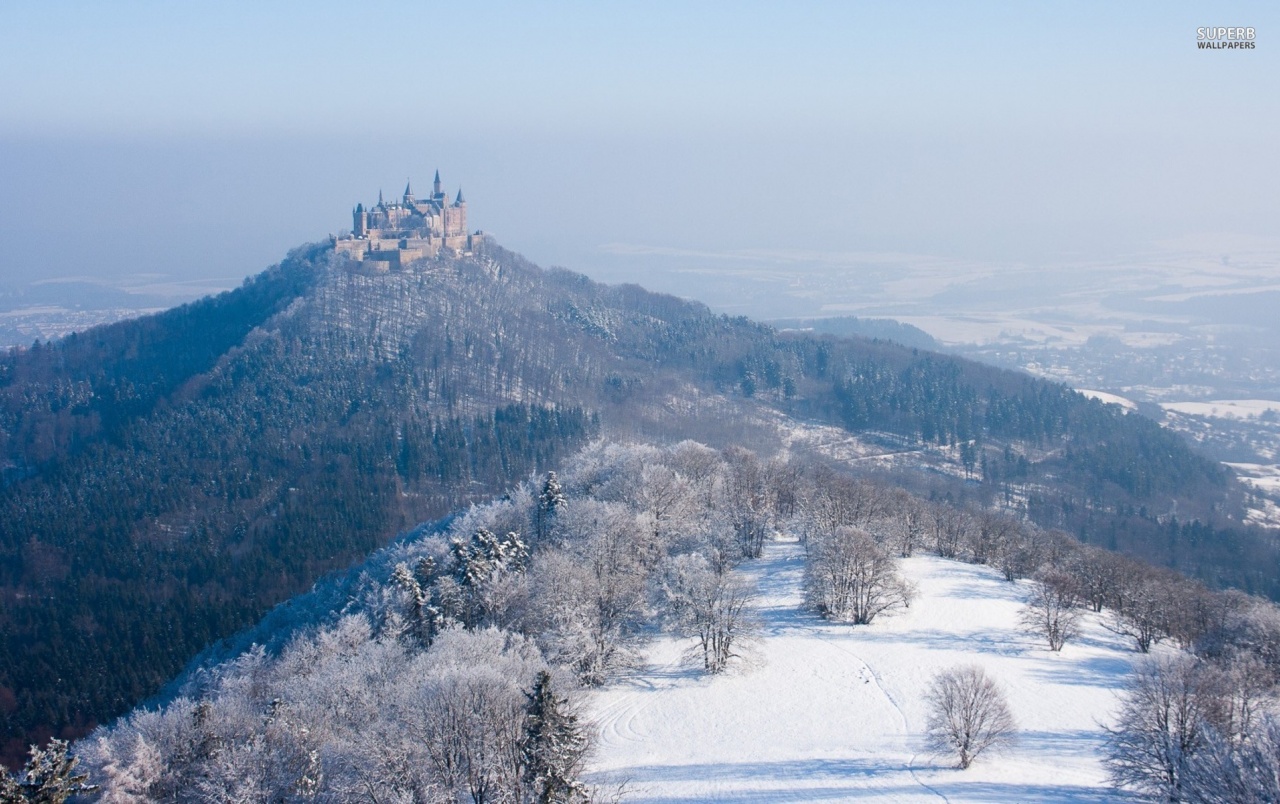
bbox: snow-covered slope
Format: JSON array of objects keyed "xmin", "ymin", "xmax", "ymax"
[{"xmin": 586, "ymin": 538, "xmax": 1134, "ymax": 802}]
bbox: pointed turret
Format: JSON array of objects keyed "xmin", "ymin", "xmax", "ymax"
[
  {"xmin": 378, "ymin": 189, "xmax": 385, "ymax": 208},
  {"xmin": 455, "ymin": 188, "xmax": 465, "ymax": 205},
  {"xmin": 433, "ymin": 170, "xmax": 442, "ymax": 196},
  {"xmin": 403, "ymin": 179, "xmax": 414, "ymax": 203}
]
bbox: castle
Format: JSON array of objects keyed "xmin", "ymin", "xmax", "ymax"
[{"xmin": 332, "ymin": 171, "xmax": 483, "ymax": 270}]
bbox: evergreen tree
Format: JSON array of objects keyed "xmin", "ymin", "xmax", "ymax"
[
  {"xmin": 0, "ymin": 739, "xmax": 98, "ymax": 803},
  {"xmin": 536, "ymin": 472, "xmax": 568, "ymax": 542},
  {"xmin": 520, "ymin": 671, "xmax": 589, "ymax": 804}
]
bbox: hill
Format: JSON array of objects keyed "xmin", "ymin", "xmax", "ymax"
[{"xmin": 0, "ymin": 241, "xmax": 1269, "ymax": 762}]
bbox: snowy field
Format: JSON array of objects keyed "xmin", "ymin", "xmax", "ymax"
[
  {"xmin": 1075, "ymin": 390, "xmax": 1137, "ymax": 411},
  {"xmin": 1160, "ymin": 399, "xmax": 1280, "ymax": 420},
  {"xmin": 586, "ymin": 539, "xmax": 1136, "ymax": 802}
]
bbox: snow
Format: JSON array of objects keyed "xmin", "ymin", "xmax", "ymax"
[
  {"xmin": 1160, "ymin": 399, "xmax": 1280, "ymax": 420},
  {"xmin": 1227, "ymin": 462, "xmax": 1280, "ymax": 494},
  {"xmin": 586, "ymin": 539, "xmax": 1135, "ymax": 802},
  {"xmin": 1076, "ymin": 390, "xmax": 1136, "ymax": 411}
]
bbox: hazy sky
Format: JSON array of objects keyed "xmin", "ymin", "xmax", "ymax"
[{"xmin": 1, "ymin": 1, "xmax": 1277, "ymax": 292}]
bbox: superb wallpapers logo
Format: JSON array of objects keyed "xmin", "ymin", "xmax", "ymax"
[{"xmin": 1197, "ymin": 26, "xmax": 1257, "ymax": 49}]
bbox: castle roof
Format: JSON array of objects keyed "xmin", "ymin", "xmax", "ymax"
[{"xmin": 455, "ymin": 188, "xmax": 465, "ymax": 204}]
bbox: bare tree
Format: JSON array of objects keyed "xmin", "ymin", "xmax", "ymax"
[
  {"xmin": 805, "ymin": 526, "xmax": 913, "ymax": 625},
  {"xmin": 661, "ymin": 554, "xmax": 758, "ymax": 673},
  {"xmin": 884, "ymin": 489, "xmax": 927, "ymax": 558},
  {"xmin": 924, "ymin": 665, "xmax": 1016, "ymax": 769},
  {"xmin": 1109, "ymin": 575, "xmax": 1173, "ymax": 653},
  {"xmin": 1183, "ymin": 711, "xmax": 1280, "ymax": 804},
  {"xmin": 991, "ymin": 519, "xmax": 1041, "ymax": 582},
  {"xmin": 1065, "ymin": 544, "xmax": 1128, "ymax": 613},
  {"xmin": 1103, "ymin": 654, "xmax": 1223, "ymax": 801},
  {"xmin": 722, "ymin": 448, "xmax": 774, "ymax": 559},
  {"xmin": 930, "ymin": 505, "xmax": 971, "ymax": 560},
  {"xmin": 1020, "ymin": 570, "xmax": 1083, "ymax": 652}
]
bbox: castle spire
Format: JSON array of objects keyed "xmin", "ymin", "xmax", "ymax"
[
  {"xmin": 455, "ymin": 188, "xmax": 465, "ymax": 204},
  {"xmin": 433, "ymin": 169, "xmax": 442, "ymax": 195},
  {"xmin": 378, "ymin": 189, "xmax": 384, "ymax": 208},
  {"xmin": 404, "ymin": 179, "xmax": 413, "ymax": 201}
]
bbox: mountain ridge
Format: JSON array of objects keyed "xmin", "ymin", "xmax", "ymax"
[{"xmin": 0, "ymin": 240, "xmax": 1269, "ymax": 764}]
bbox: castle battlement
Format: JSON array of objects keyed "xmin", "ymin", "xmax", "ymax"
[{"xmin": 332, "ymin": 171, "xmax": 483, "ymax": 271}]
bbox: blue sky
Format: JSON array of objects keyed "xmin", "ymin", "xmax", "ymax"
[{"xmin": 1, "ymin": 1, "xmax": 1276, "ymax": 287}]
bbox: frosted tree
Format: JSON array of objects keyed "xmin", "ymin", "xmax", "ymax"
[
  {"xmin": 1065, "ymin": 545, "xmax": 1129, "ymax": 613},
  {"xmin": 930, "ymin": 505, "xmax": 972, "ymax": 560},
  {"xmin": 1103, "ymin": 654, "xmax": 1223, "ymax": 800},
  {"xmin": 408, "ymin": 629, "xmax": 546, "ymax": 803},
  {"xmin": 520, "ymin": 670, "xmax": 591, "ymax": 803},
  {"xmin": 1183, "ymin": 712, "xmax": 1280, "ymax": 804},
  {"xmin": 536, "ymin": 471, "xmax": 568, "ymax": 542},
  {"xmin": 990, "ymin": 518, "xmax": 1041, "ymax": 582},
  {"xmin": 1020, "ymin": 570, "xmax": 1083, "ymax": 651},
  {"xmin": 661, "ymin": 553, "xmax": 759, "ymax": 673},
  {"xmin": 805, "ymin": 526, "xmax": 913, "ymax": 625},
  {"xmin": 0, "ymin": 739, "xmax": 98, "ymax": 803},
  {"xmin": 392, "ymin": 559, "xmax": 443, "ymax": 644},
  {"xmin": 528, "ymin": 504, "xmax": 649, "ymax": 684},
  {"xmin": 884, "ymin": 489, "xmax": 927, "ymax": 557},
  {"xmin": 633, "ymin": 463, "xmax": 696, "ymax": 556},
  {"xmin": 924, "ymin": 665, "xmax": 1016, "ymax": 769},
  {"xmin": 445, "ymin": 528, "xmax": 530, "ymax": 628},
  {"xmin": 1109, "ymin": 576, "xmax": 1173, "ymax": 653},
  {"xmin": 722, "ymin": 447, "xmax": 774, "ymax": 559},
  {"xmin": 93, "ymin": 733, "xmax": 163, "ymax": 803}
]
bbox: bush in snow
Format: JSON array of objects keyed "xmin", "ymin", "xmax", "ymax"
[{"xmin": 924, "ymin": 665, "xmax": 1016, "ymax": 770}]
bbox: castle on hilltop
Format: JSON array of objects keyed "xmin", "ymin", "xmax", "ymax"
[{"xmin": 332, "ymin": 171, "xmax": 484, "ymax": 270}]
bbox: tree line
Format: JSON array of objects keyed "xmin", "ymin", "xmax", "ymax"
[{"xmin": 33, "ymin": 438, "xmax": 1277, "ymax": 801}]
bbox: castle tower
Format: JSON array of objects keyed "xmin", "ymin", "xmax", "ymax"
[
  {"xmin": 433, "ymin": 169, "xmax": 442, "ymax": 197},
  {"xmin": 353, "ymin": 203, "xmax": 367, "ymax": 237},
  {"xmin": 403, "ymin": 180, "xmax": 414, "ymax": 205}
]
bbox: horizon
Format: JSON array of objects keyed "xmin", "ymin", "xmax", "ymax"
[{"xmin": 1, "ymin": 2, "xmax": 1277, "ymax": 307}]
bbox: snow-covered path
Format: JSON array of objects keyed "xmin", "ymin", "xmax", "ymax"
[{"xmin": 585, "ymin": 538, "xmax": 1132, "ymax": 802}]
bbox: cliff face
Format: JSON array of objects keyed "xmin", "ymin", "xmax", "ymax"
[{"xmin": 0, "ymin": 240, "xmax": 1257, "ymax": 765}]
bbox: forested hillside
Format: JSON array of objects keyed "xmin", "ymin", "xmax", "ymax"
[
  {"xmin": 0, "ymin": 241, "xmax": 1269, "ymax": 766},
  {"xmin": 74, "ymin": 441, "xmax": 1280, "ymax": 802}
]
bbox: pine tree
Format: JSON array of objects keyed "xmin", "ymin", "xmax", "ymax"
[
  {"xmin": 520, "ymin": 671, "xmax": 589, "ymax": 804},
  {"xmin": 0, "ymin": 739, "xmax": 98, "ymax": 803},
  {"xmin": 536, "ymin": 472, "xmax": 567, "ymax": 542}
]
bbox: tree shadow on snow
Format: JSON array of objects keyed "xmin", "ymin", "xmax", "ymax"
[
  {"xmin": 849, "ymin": 626, "xmax": 1031, "ymax": 657},
  {"xmin": 586, "ymin": 755, "xmax": 1126, "ymax": 802},
  {"xmin": 1025, "ymin": 654, "xmax": 1134, "ymax": 688}
]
